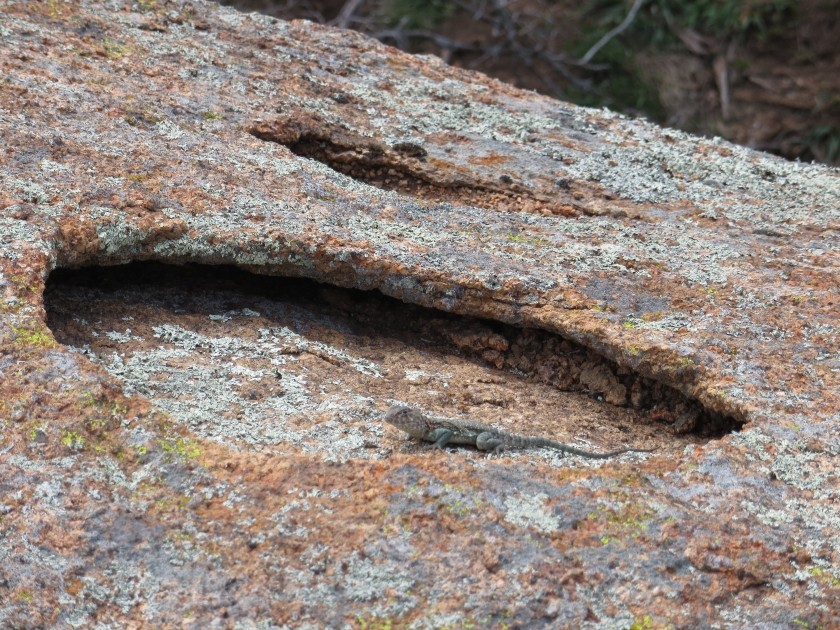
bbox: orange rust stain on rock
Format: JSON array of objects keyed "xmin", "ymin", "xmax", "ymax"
[
  {"xmin": 467, "ymin": 153, "xmax": 511, "ymax": 167},
  {"xmin": 138, "ymin": 216, "xmax": 189, "ymax": 247},
  {"xmin": 57, "ymin": 217, "xmax": 100, "ymax": 263}
]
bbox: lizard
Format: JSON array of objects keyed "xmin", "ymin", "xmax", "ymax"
[{"xmin": 384, "ymin": 405, "xmax": 653, "ymax": 458}]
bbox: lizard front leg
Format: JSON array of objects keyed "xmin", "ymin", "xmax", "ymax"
[{"xmin": 427, "ymin": 427, "xmax": 455, "ymax": 449}]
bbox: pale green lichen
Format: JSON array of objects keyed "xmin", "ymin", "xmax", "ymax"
[
  {"xmin": 503, "ymin": 492, "xmax": 558, "ymax": 534},
  {"xmin": 61, "ymin": 430, "xmax": 85, "ymax": 451},
  {"xmin": 11, "ymin": 325, "xmax": 55, "ymax": 348}
]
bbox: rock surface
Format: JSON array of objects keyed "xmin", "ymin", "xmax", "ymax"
[{"xmin": 1, "ymin": 0, "xmax": 838, "ymax": 627}]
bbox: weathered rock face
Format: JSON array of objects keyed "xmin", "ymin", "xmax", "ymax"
[{"xmin": 1, "ymin": 0, "xmax": 838, "ymax": 627}]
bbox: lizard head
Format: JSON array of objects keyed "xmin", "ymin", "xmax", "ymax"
[
  {"xmin": 384, "ymin": 405, "xmax": 428, "ymax": 438},
  {"xmin": 384, "ymin": 405, "xmax": 413, "ymax": 427}
]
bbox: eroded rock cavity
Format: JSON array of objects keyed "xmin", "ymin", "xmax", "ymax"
[{"xmin": 45, "ymin": 262, "xmax": 739, "ymax": 458}]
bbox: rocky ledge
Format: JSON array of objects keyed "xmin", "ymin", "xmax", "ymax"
[{"xmin": 1, "ymin": 0, "xmax": 838, "ymax": 627}]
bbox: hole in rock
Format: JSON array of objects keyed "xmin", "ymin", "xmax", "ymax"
[
  {"xmin": 45, "ymin": 262, "xmax": 739, "ymax": 458},
  {"xmin": 249, "ymin": 117, "xmax": 580, "ymax": 217}
]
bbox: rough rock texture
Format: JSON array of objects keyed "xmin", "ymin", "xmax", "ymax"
[{"xmin": 1, "ymin": 0, "xmax": 838, "ymax": 627}]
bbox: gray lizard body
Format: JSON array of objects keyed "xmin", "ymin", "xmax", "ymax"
[{"xmin": 385, "ymin": 405, "xmax": 652, "ymax": 459}]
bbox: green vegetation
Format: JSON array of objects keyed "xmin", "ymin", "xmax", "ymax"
[
  {"xmin": 86, "ymin": 415, "xmax": 110, "ymax": 433},
  {"xmin": 61, "ymin": 430, "xmax": 85, "ymax": 451},
  {"xmin": 41, "ymin": 0, "xmax": 69, "ymax": 19},
  {"xmin": 81, "ymin": 390, "xmax": 97, "ymax": 407},
  {"xmin": 8, "ymin": 272, "xmax": 39, "ymax": 293},
  {"xmin": 587, "ymin": 500, "xmax": 656, "ymax": 546},
  {"xmin": 101, "ymin": 38, "xmax": 130, "ymax": 59},
  {"xmin": 159, "ymin": 436, "xmax": 201, "ymax": 460},
  {"xmin": 11, "ymin": 325, "xmax": 55, "ymax": 348},
  {"xmin": 504, "ymin": 233, "xmax": 550, "ymax": 246},
  {"xmin": 802, "ymin": 125, "xmax": 840, "ymax": 164},
  {"xmin": 650, "ymin": 0, "xmax": 795, "ymax": 41},
  {"xmin": 582, "ymin": 0, "xmax": 795, "ymax": 52},
  {"xmin": 571, "ymin": 0, "xmax": 796, "ymax": 116},
  {"xmin": 630, "ymin": 615, "xmax": 654, "ymax": 630},
  {"xmin": 123, "ymin": 105, "xmax": 163, "ymax": 127},
  {"xmin": 381, "ymin": 0, "xmax": 455, "ymax": 30},
  {"xmin": 154, "ymin": 494, "xmax": 191, "ymax": 511},
  {"xmin": 356, "ymin": 616, "xmax": 395, "ymax": 630},
  {"xmin": 443, "ymin": 495, "xmax": 476, "ymax": 518},
  {"xmin": 568, "ymin": 65, "xmax": 664, "ymax": 119},
  {"xmin": 807, "ymin": 566, "xmax": 840, "ymax": 587}
]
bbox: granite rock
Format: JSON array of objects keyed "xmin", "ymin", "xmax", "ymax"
[{"xmin": 1, "ymin": 0, "xmax": 838, "ymax": 627}]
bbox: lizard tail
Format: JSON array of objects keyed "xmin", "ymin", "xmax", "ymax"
[{"xmin": 535, "ymin": 438, "xmax": 652, "ymax": 459}]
